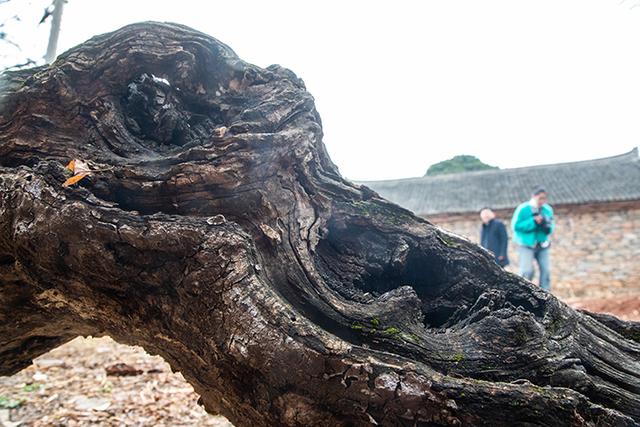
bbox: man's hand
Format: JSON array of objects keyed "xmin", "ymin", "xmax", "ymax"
[
  {"xmin": 534, "ymin": 215, "xmax": 544, "ymax": 224},
  {"xmin": 498, "ymin": 256, "xmax": 505, "ymax": 261}
]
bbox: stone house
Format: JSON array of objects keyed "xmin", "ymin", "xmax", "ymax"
[{"xmin": 362, "ymin": 148, "xmax": 640, "ymax": 299}]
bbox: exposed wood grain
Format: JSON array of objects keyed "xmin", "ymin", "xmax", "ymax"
[{"xmin": 0, "ymin": 22, "xmax": 638, "ymax": 426}]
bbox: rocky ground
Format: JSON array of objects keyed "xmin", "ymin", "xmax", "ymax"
[
  {"xmin": 0, "ymin": 337, "xmax": 231, "ymax": 427},
  {"xmin": 0, "ymin": 296, "xmax": 637, "ymax": 427}
]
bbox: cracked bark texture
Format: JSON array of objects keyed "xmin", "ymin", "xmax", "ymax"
[{"xmin": 1, "ymin": 23, "xmax": 639, "ymax": 427}]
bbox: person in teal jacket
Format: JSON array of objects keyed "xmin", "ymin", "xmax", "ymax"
[{"xmin": 511, "ymin": 187, "xmax": 555, "ymax": 291}]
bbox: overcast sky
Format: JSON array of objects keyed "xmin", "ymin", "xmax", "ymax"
[{"xmin": 2, "ymin": 1, "xmax": 640, "ymax": 180}]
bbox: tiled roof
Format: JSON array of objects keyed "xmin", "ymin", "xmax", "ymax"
[{"xmin": 360, "ymin": 148, "xmax": 640, "ymax": 215}]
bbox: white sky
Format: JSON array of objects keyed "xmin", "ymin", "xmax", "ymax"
[{"xmin": 2, "ymin": 0, "xmax": 640, "ymax": 180}]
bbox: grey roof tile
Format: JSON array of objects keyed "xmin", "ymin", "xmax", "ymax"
[{"xmin": 359, "ymin": 148, "xmax": 640, "ymax": 215}]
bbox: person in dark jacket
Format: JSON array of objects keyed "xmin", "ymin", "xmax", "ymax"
[{"xmin": 480, "ymin": 208, "xmax": 509, "ymax": 267}]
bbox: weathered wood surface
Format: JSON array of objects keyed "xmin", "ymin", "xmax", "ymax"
[{"xmin": 0, "ymin": 23, "xmax": 638, "ymax": 426}]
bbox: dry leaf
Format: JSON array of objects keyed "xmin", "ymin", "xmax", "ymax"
[
  {"xmin": 63, "ymin": 159, "xmax": 93, "ymax": 187},
  {"xmin": 66, "ymin": 158, "xmax": 91, "ymax": 174},
  {"xmin": 71, "ymin": 396, "xmax": 111, "ymax": 411},
  {"xmin": 62, "ymin": 173, "xmax": 88, "ymax": 187},
  {"xmin": 0, "ymin": 408, "xmax": 22, "ymax": 427},
  {"xmin": 72, "ymin": 159, "xmax": 92, "ymax": 175},
  {"xmin": 105, "ymin": 363, "xmax": 143, "ymax": 377}
]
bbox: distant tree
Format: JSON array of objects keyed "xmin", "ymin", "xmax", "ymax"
[{"xmin": 425, "ymin": 154, "xmax": 498, "ymax": 176}]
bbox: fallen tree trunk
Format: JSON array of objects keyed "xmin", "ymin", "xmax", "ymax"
[{"xmin": 0, "ymin": 22, "xmax": 638, "ymax": 426}]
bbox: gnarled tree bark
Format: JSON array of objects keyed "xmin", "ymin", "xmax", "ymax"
[{"xmin": 0, "ymin": 22, "xmax": 638, "ymax": 426}]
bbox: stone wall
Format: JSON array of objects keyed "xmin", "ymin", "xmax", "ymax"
[{"xmin": 428, "ymin": 201, "xmax": 640, "ymax": 299}]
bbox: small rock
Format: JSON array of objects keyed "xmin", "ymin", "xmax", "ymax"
[{"xmin": 105, "ymin": 363, "xmax": 143, "ymax": 377}]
